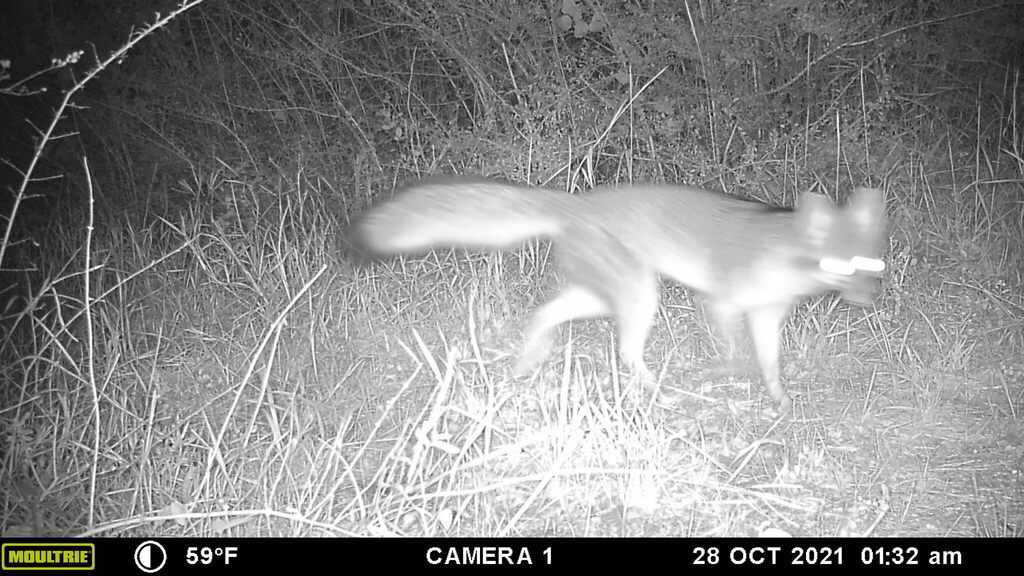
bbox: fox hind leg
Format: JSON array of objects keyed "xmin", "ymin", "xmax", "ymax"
[
  {"xmin": 514, "ymin": 273, "xmax": 660, "ymax": 392},
  {"xmin": 515, "ymin": 285, "xmax": 609, "ymax": 376}
]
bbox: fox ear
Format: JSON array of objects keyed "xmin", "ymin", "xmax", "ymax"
[
  {"xmin": 848, "ymin": 187, "xmax": 886, "ymax": 233},
  {"xmin": 796, "ymin": 192, "xmax": 836, "ymax": 245}
]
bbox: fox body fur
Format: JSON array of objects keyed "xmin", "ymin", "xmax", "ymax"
[{"xmin": 354, "ymin": 177, "xmax": 887, "ymax": 413}]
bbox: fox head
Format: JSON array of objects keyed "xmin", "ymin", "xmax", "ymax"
[{"xmin": 797, "ymin": 187, "xmax": 887, "ymax": 305}]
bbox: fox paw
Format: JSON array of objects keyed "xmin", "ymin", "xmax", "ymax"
[{"xmin": 762, "ymin": 394, "xmax": 792, "ymax": 418}]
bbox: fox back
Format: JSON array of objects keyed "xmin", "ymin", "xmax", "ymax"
[{"xmin": 564, "ymin": 184, "xmax": 886, "ymax": 309}]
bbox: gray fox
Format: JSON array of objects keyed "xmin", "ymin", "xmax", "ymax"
[{"xmin": 354, "ymin": 177, "xmax": 887, "ymax": 413}]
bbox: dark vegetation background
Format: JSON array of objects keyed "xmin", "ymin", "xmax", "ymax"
[
  {"xmin": 0, "ymin": 0, "xmax": 1021, "ymax": 537},
  {"xmin": 5, "ymin": 0, "xmax": 1020, "ymax": 229}
]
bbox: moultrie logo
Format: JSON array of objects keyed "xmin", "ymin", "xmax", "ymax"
[{"xmin": 2, "ymin": 542, "xmax": 95, "ymax": 570}]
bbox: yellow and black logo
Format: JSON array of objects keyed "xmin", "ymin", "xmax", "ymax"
[{"xmin": 2, "ymin": 543, "xmax": 95, "ymax": 570}]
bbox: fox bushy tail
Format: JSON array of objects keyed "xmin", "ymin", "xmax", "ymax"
[{"xmin": 354, "ymin": 178, "xmax": 580, "ymax": 256}]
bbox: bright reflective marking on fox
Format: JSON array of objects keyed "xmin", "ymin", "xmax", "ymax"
[
  {"xmin": 852, "ymin": 256, "xmax": 886, "ymax": 272},
  {"xmin": 819, "ymin": 256, "xmax": 886, "ymax": 276},
  {"xmin": 818, "ymin": 258, "xmax": 857, "ymax": 276}
]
